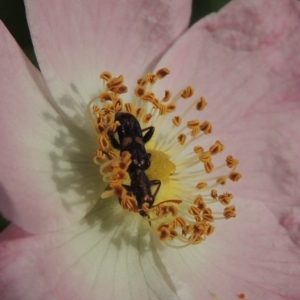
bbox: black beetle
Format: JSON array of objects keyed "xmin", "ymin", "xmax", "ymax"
[
  {"xmin": 123, "ymin": 168, "xmax": 161, "ymax": 217},
  {"xmin": 108, "ymin": 112, "xmax": 154, "ymax": 172}
]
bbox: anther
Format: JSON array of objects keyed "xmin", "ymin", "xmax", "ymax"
[
  {"xmin": 141, "ymin": 92, "xmax": 155, "ymax": 102},
  {"xmin": 99, "ymin": 92, "xmax": 114, "ymax": 101},
  {"xmin": 92, "ymin": 106, "xmax": 102, "ymax": 115},
  {"xmin": 181, "ymin": 86, "xmax": 194, "ymax": 98},
  {"xmin": 223, "ymin": 205, "xmax": 236, "ymax": 219},
  {"xmin": 210, "ymin": 189, "xmax": 218, "ymax": 199},
  {"xmin": 172, "ymin": 116, "xmax": 181, "ymax": 127},
  {"xmin": 193, "ymin": 195, "xmax": 203, "ymax": 204},
  {"xmin": 113, "ymin": 98, "xmax": 123, "ymax": 111},
  {"xmin": 200, "ymin": 121, "xmax": 212, "ymax": 134},
  {"xmin": 218, "ymin": 192, "xmax": 233, "ymax": 205},
  {"xmin": 206, "ymin": 224, "xmax": 215, "ymax": 235},
  {"xmin": 111, "ymin": 169, "xmax": 127, "ymax": 181},
  {"xmin": 168, "ymin": 205, "xmax": 178, "ymax": 216},
  {"xmin": 178, "ymin": 134, "xmax": 186, "ymax": 145},
  {"xmin": 229, "ymin": 172, "xmax": 242, "ymax": 182},
  {"xmin": 166, "ymin": 103, "xmax": 176, "ymax": 112},
  {"xmin": 159, "ymin": 227, "xmax": 171, "ymax": 241},
  {"xmin": 204, "ymin": 162, "xmax": 214, "ymax": 173},
  {"xmin": 187, "ymin": 120, "xmax": 200, "ymax": 129},
  {"xmin": 110, "ymin": 85, "xmax": 128, "ymax": 94},
  {"xmin": 100, "ymin": 71, "xmax": 112, "ymax": 81},
  {"xmin": 226, "ymin": 155, "xmax": 239, "ymax": 168},
  {"xmin": 156, "ymin": 68, "xmax": 170, "ymax": 79},
  {"xmin": 148, "ymin": 74, "xmax": 158, "ymax": 85},
  {"xmin": 95, "ymin": 149, "xmax": 105, "ymax": 160},
  {"xmin": 141, "ymin": 203, "xmax": 150, "ymax": 214},
  {"xmin": 125, "ymin": 103, "xmax": 134, "ymax": 113},
  {"xmin": 159, "ymin": 104, "xmax": 167, "ymax": 115},
  {"xmin": 196, "ymin": 97, "xmax": 207, "ymax": 111},
  {"xmin": 191, "ymin": 127, "xmax": 200, "ymax": 136},
  {"xmin": 137, "ymin": 78, "xmax": 148, "ymax": 87},
  {"xmin": 94, "ymin": 121, "xmax": 105, "ymax": 134},
  {"xmin": 202, "ymin": 212, "xmax": 214, "ymax": 222},
  {"xmin": 196, "ymin": 182, "xmax": 208, "ymax": 189},
  {"xmin": 106, "ymin": 114, "xmax": 114, "ymax": 125},
  {"xmin": 112, "ymin": 184, "xmax": 126, "ymax": 198},
  {"xmin": 216, "ymin": 177, "xmax": 227, "ymax": 185},
  {"xmin": 142, "ymin": 113, "xmax": 152, "ymax": 124},
  {"xmin": 106, "ymin": 75, "xmax": 124, "ymax": 89},
  {"xmin": 188, "ymin": 206, "xmax": 201, "ymax": 217},
  {"xmin": 136, "ymin": 108, "xmax": 144, "ymax": 118},
  {"xmin": 134, "ymin": 87, "xmax": 145, "ymax": 97},
  {"xmin": 162, "ymin": 90, "xmax": 171, "ymax": 102},
  {"xmin": 111, "ymin": 121, "xmax": 120, "ymax": 132},
  {"xmin": 194, "ymin": 146, "xmax": 204, "ymax": 154},
  {"xmin": 199, "ymin": 151, "xmax": 212, "ymax": 163},
  {"xmin": 121, "ymin": 196, "xmax": 138, "ymax": 212},
  {"xmin": 209, "ymin": 141, "xmax": 224, "ymax": 155},
  {"xmin": 106, "ymin": 150, "xmax": 117, "ymax": 159},
  {"xmin": 98, "ymin": 135, "xmax": 110, "ymax": 150},
  {"xmin": 174, "ymin": 216, "xmax": 186, "ymax": 227}
]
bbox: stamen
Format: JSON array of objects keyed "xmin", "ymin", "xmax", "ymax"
[
  {"xmin": 229, "ymin": 172, "xmax": 242, "ymax": 182},
  {"xmin": 156, "ymin": 68, "xmax": 170, "ymax": 79},
  {"xmin": 181, "ymin": 86, "xmax": 194, "ymax": 98},
  {"xmin": 209, "ymin": 141, "xmax": 224, "ymax": 155},
  {"xmin": 196, "ymin": 182, "xmax": 208, "ymax": 189},
  {"xmin": 89, "ymin": 68, "xmax": 241, "ymax": 247},
  {"xmin": 162, "ymin": 90, "xmax": 171, "ymax": 102},
  {"xmin": 178, "ymin": 134, "xmax": 186, "ymax": 145},
  {"xmin": 172, "ymin": 116, "xmax": 181, "ymax": 126},
  {"xmin": 196, "ymin": 97, "xmax": 208, "ymax": 111},
  {"xmin": 200, "ymin": 121, "xmax": 213, "ymax": 134}
]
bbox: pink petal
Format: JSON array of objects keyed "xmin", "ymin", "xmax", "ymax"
[
  {"xmin": 25, "ymin": 0, "xmax": 191, "ymax": 125},
  {"xmin": 281, "ymin": 207, "xmax": 300, "ymax": 246},
  {"xmin": 153, "ymin": 0, "xmax": 300, "ymax": 213},
  {"xmin": 157, "ymin": 199, "xmax": 300, "ymax": 299},
  {"xmin": 0, "ymin": 201, "xmax": 179, "ymax": 300},
  {"xmin": 0, "ymin": 23, "xmax": 105, "ymax": 233}
]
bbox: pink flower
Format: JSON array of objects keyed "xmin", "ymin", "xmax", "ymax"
[{"xmin": 1, "ymin": 0, "xmax": 300, "ymax": 299}]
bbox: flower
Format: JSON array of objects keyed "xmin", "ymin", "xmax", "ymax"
[{"xmin": 1, "ymin": 0, "xmax": 300, "ymax": 299}]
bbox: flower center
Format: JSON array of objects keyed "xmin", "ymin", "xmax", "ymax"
[
  {"xmin": 145, "ymin": 149, "xmax": 176, "ymax": 183},
  {"xmin": 88, "ymin": 68, "xmax": 242, "ymax": 247}
]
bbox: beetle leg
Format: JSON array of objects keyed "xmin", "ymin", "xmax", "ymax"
[
  {"xmin": 122, "ymin": 184, "xmax": 133, "ymax": 194},
  {"xmin": 142, "ymin": 126, "xmax": 155, "ymax": 144},
  {"xmin": 150, "ymin": 180, "xmax": 161, "ymax": 198},
  {"xmin": 108, "ymin": 130, "xmax": 121, "ymax": 149}
]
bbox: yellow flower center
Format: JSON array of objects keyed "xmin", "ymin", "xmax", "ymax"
[
  {"xmin": 88, "ymin": 68, "xmax": 242, "ymax": 248},
  {"xmin": 145, "ymin": 149, "xmax": 176, "ymax": 183}
]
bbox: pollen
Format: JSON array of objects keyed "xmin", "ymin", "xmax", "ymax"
[
  {"xmin": 88, "ymin": 68, "xmax": 242, "ymax": 248},
  {"xmin": 146, "ymin": 150, "xmax": 176, "ymax": 183}
]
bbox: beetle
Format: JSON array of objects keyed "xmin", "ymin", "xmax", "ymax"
[
  {"xmin": 123, "ymin": 168, "xmax": 161, "ymax": 217},
  {"xmin": 108, "ymin": 112, "xmax": 154, "ymax": 172}
]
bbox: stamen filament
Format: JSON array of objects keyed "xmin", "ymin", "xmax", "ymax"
[{"xmin": 90, "ymin": 68, "xmax": 241, "ymax": 247}]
